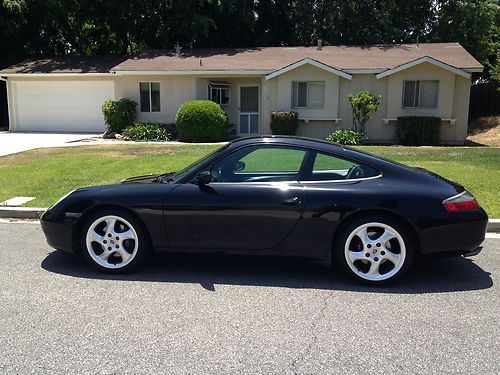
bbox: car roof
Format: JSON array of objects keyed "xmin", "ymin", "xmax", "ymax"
[
  {"xmin": 225, "ymin": 136, "xmax": 406, "ymax": 173},
  {"xmin": 228, "ymin": 135, "xmax": 344, "ymax": 150}
]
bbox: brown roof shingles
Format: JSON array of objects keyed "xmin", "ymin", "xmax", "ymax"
[
  {"xmin": 0, "ymin": 43, "xmax": 482, "ymax": 75},
  {"xmin": 0, "ymin": 55, "xmax": 127, "ymax": 74},
  {"xmin": 111, "ymin": 43, "xmax": 482, "ymax": 72}
]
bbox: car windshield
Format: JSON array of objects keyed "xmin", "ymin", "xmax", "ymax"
[{"xmin": 169, "ymin": 143, "xmax": 230, "ymax": 182}]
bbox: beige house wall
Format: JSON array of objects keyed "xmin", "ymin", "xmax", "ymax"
[
  {"xmin": 5, "ymin": 61, "xmax": 472, "ymax": 143},
  {"xmin": 115, "ymin": 75, "xmax": 193, "ymax": 124},
  {"xmin": 383, "ymin": 62, "xmax": 469, "ymax": 144},
  {"xmin": 115, "ymin": 75, "xmax": 262, "ymax": 131},
  {"xmin": 338, "ymin": 74, "xmax": 390, "ymax": 141},
  {"xmin": 265, "ymin": 64, "xmax": 342, "ymax": 137},
  {"xmin": 265, "ymin": 61, "xmax": 471, "ymax": 143},
  {"xmin": 193, "ymin": 76, "xmax": 262, "ymax": 130}
]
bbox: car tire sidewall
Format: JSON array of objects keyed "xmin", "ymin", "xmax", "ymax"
[
  {"xmin": 333, "ymin": 216, "xmax": 415, "ymax": 285},
  {"xmin": 80, "ymin": 209, "xmax": 149, "ymax": 273}
]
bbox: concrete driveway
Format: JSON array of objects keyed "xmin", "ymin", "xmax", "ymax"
[{"xmin": 0, "ymin": 131, "xmax": 98, "ymax": 156}]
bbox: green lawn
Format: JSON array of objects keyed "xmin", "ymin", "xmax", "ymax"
[{"xmin": 0, "ymin": 144, "xmax": 498, "ymax": 217}]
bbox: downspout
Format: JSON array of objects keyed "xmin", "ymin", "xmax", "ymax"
[{"xmin": 0, "ymin": 76, "xmax": 7, "ymax": 81}]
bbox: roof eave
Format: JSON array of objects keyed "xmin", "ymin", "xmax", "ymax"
[
  {"xmin": 265, "ymin": 58, "xmax": 352, "ymax": 80},
  {"xmin": 375, "ymin": 56, "xmax": 472, "ymax": 79},
  {"xmin": 111, "ymin": 69, "xmax": 273, "ymax": 76}
]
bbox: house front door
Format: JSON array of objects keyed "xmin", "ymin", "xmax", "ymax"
[{"xmin": 238, "ymin": 85, "xmax": 259, "ymax": 135}]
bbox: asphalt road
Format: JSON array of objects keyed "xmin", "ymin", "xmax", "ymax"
[{"xmin": 0, "ymin": 222, "xmax": 499, "ymax": 375}]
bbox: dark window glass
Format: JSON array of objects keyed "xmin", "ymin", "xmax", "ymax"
[
  {"xmin": 297, "ymin": 82, "xmax": 307, "ymax": 107},
  {"xmin": 302, "ymin": 152, "xmax": 379, "ymax": 181},
  {"xmin": 151, "ymin": 83, "xmax": 161, "ymax": 112},
  {"xmin": 140, "ymin": 82, "xmax": 150, "ymax": 112},
  {"xmin": 211, "ymin": 146, "xmax": 306, "ymax": 182}
]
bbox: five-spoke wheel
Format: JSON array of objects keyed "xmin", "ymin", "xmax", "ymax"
[
  {"xmin": 335, "ymin": 217, "xmax": 414, "ymax": 284},
  {"xmin": 81, "ymin": 210, "xmax": 148, "ymax": 272}
]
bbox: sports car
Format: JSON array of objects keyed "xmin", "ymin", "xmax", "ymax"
[{"xmin": 41, "ymin": 136, "xmax": 488, "ymax": 284}]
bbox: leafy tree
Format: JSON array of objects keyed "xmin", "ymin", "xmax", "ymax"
[
  {"xmin": 430, "ymin": 0, "xmax": 499, "ymax": 81},
  {"xmin": 347, "ymin": 91, "xmax": 382, "ymax": 133},
  {"xmin": 0, "ymin": 0, "xmax": 498, "ymax": 80}
]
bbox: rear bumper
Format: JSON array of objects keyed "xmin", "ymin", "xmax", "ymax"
[
  {"xmin": 409, "ymin": 209, "xmax": 488, "ymax": 255},
  {"xmin": 40, "ymin": 209, "xmax": 80, "ymax": 254}
]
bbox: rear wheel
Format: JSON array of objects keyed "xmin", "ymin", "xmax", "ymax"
[
  {"xmin": 334, "ymin": 217, "xmax": 414, "ymax": 284},
  {"xmin": 80, "ymin": 209, "xmax": 149, "ymax": 273}
]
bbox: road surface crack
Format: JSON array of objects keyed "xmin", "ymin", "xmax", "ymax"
[{"xmin": 289, "ymin": 292, "xmax": 332, "ymax": 374}]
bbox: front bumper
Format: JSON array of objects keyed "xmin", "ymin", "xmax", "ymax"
[
  {"xmin": 40, "ymin": 210, "xmax": 81, "ymax": 254},
  {"xmin": 409, "ymin": 208, "xmax": 488, "ymax": 255}
]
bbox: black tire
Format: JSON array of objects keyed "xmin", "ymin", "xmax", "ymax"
[
  {"xmin": 79, "ymin": 208, "xmax": 150, "ymax": 273},
  {"xmin": 333, "ymin": 216, "xmax": 415, "ymax": 285}
]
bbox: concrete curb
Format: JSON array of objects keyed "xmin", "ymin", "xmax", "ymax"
[
  {"xmin": 0, "ymin": 207, "xmax": 46, "ymax": 219},
  {"xmin": 1, "ymin": 206, "xmax": 499, "ymax": 233},
  {"xmin": 488, "ymin": 219, "xmax": 500, "ymax": 233}
]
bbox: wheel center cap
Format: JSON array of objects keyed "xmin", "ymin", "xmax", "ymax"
[
  {"xmin": 110, "ymin": 240, "xmax": 115, "ymax": 244},
  {"xmin": 372, "ymin": 248, "xmax": 377, "ymax": 254}
]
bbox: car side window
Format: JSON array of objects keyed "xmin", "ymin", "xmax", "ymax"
[
  {"xmin": 211, "ymin": 146, "xmax": 306, "ymax": 183},
  {"xmin": 303, "ymin": 152, "xmax": 379, "ymax": 181}
]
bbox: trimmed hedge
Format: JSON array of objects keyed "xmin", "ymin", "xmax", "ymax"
[
  {"xmin": 101, "ymin": 98, "xmax": 137, "ymax": 133},
  {"xmin": 176, "ymin": 100, "xmax": 228, "ymax": 142},
  {"xmin": 396, "ymin": 116, "xmax": 441, "ymax": 145},
  {"xmin": 270, "ymin": 111, "xmax": 299, "ymax": 135},
  {"xmin": 123, "ymin": 123, "xmax": 171, "ymax": 142},
  {"xmin": 326, "ymin": 129, "xmax": 364, "ymax": 145}
]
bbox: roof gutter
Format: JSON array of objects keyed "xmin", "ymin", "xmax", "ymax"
[
  {"xmin": 111, "ymin": 70, "xmax": 272, "ymax": 76},
  {"xmin": 0, "ymin": 73, "xmax": 115, "ymax": 77}
]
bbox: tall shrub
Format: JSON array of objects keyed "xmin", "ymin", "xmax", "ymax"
[
  {"xmin": 176, "ymin": 100, "xmax": 228, "ymax": 142},
  {"xmin": 396, "ymin": 116, "xmax": 441, "ymax": 145},
  {"xmin": 101, "ymin": 98, "xmax": 137, "ymax": 133},
  {"xmin": 270, "ymin": 111, "xmax": 299, "ymax": 135},
  {"xmin": 347, "ymin": 91, "xmax": 381, "ymax": 133}
]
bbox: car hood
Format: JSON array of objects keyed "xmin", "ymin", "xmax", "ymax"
[{"xmin": 120, "ymin": 174, "xmax": 162, "ymax": 184}]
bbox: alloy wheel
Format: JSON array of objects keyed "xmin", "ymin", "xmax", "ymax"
[
  {"xmin": 85, "ymin": 215, "xmax": 139, "ymax": 269},
  {"xmin": 344, "ymin": 222, "xmax": 407, "ymax": 282}
]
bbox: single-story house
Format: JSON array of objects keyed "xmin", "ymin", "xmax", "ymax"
[{"xmin": 0, "ymin": 42, "xmax": 483, "ymax": 144}]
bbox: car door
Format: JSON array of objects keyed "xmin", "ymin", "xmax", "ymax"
[{"xmin": 163, "ymin": 145, "xmax": 308, "ymax": 251}]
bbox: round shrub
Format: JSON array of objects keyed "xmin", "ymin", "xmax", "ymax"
[
  {"xmin": 326, "ymin": 129, "xmax": 364, "ymax": 145},
  {"xmin": 176, "ymin": 100, "xmax": 228, "ymax": 142},
  {"xmin": 101, "ymin": 98, "xmax": 137, "ymax": 133}
]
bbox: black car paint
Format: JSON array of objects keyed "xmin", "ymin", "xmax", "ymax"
[{"xmin": 41, "ymin": 136, "xmax": 488, "ymax": 260}]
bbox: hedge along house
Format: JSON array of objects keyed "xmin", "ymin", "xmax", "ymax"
[{"xmin": 0, "ymin": 42, "xmax": 482, "ymax": 144}]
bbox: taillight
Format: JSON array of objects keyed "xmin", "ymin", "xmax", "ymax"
[{"xmin": 443, "ymin": 191, "xmax": 480, "ymax": 212}]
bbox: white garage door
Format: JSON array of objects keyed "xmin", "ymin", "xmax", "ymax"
[{"xmin": 12, "ymin": 80, "xmax": 115, "ymax": 132}]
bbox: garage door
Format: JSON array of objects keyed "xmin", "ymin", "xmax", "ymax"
[{"xmin": 12, "ymin": 80, "xmax": 115, "ymax": 132}]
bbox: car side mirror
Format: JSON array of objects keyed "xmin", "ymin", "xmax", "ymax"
[
  {"xmin": 197, "ymin": 170, "xmax": 212, "ymax": 185},
  {"xmin": 233, "ymin": 161, "xmax": 245, "ymax": 172}
]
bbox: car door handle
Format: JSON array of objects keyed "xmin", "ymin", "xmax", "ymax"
[{"xmin": 282, "ymin": 197, "xmax": 302, "ymax": 206}]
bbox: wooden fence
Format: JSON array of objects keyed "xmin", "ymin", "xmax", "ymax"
[{"xmin": 469, "ymin": 82, "xmax": 500, "ymax": 121}]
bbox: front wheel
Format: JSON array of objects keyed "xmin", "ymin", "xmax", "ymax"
[
  {"xmin": 334, "ymin": 217, "xmax": 414, "ymax": 284},
  {"xmin": 80, "ymin": 209, "xmax": 149, "ymax": 273}
]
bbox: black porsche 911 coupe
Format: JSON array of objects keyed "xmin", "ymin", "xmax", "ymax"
[{"xmin": 41, "ymin": 136, "xmax": 488, "ymax": 284}]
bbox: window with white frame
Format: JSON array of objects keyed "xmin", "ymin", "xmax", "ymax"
[
  {"xmin": 292, "ymin": 81, "xmax": 325, "ymax": 109},
  {"xmin": 139, "ymin": 82, "xmax": 161, "ymax": 112},
  {"xmin": 208, "ymin": 81, "xmax": 230, "ymax": 105},
  {"xmin": 402, "ymin": 80, "xmax": 438, "ymax": 108}
]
